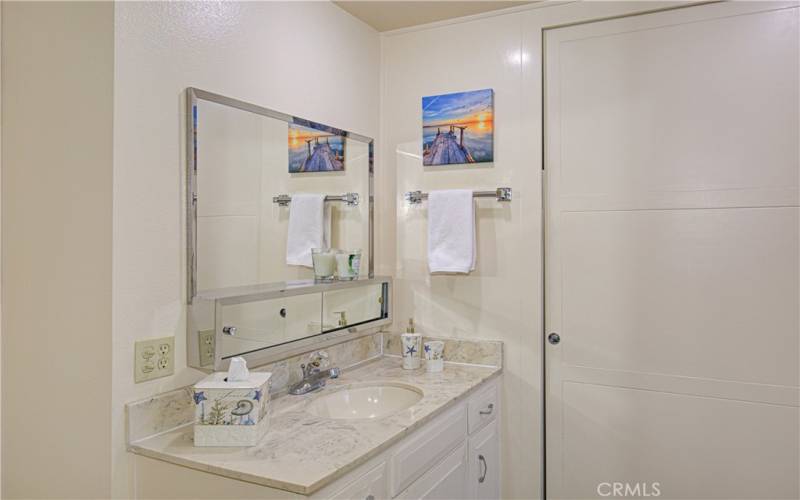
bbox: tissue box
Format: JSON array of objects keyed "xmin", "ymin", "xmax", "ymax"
[{"xmin": 192, "ymin": 371, "xmax": 272, "ymax": 447}]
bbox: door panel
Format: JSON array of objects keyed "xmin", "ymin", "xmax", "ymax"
[
  {"xmin": 561, "ymin": 383, "xmax": 798, "ymax": 500},
  {"xmin": 545, "ymin": 3, "xmax": 800, "ymax": 499},
  {"xmin": 561, "ymin": 207, "xmax": 799, "ymax": 386},
  {"xmin": 555, "ymin": 4, "xmax": 799, "ymax": 213}
]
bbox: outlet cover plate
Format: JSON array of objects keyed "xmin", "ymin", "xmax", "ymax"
[
  {"xmin": 135, "ymin": 336, "xmax": 175, "ymax": 383},
  {"xmin": 198, "ymin": 330, "xmax": 215, "ymax": 367}
]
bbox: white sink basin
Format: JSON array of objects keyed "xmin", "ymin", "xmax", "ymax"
[{"xmin": 306, "ymin": 384, "xmax": 423, "ymax": 420}]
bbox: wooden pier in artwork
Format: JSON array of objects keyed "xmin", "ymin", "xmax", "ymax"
[
  {"xmin": 423, "ymin": 125, "xmax": 475, "ymax": 166},
  {"xmin": 298, "ymin": 137, "xmax": 344, "ymax": 172}
]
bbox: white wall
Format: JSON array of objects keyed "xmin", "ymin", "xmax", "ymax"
[
  {"xmin": 2, "ymin": 2, "xmax": 114, "ymax": 497},
  {"xmin": 379, "ymin": 2, "xmax": 686, "ymax": 498},
  {"xmin": 195, "ymin": 99, "xmax": 264, "ymax": 291},
  {"xmin": 112, "ymin": 2, "xmax": 379, "ymax": 497}
]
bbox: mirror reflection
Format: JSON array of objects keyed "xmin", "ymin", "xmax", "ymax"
[
  {"xmin": 219, "ymin": 293, "xmax": 322, "ymax": 358},
  {"xmin": 194, "ymin": 97, "xmax": 371, "ymax": 293},
  {"xmin": 322, "ymin": 284, "xmax": 385, "ymax": 331},
  {"xmin": 216, "ymin": 283, "xmax": 386, "ymax": 361}
]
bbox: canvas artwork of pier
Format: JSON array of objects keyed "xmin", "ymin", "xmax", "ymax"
[
  {"xmin": 288, "ymin": 123, "xmax": 345, "ymax": 173},
  {"xmin": 422, "ymin": 88, "xmax": 494, "ymax": 166}
]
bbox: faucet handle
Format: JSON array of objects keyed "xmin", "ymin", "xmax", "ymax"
[
  {"xmin": 306, "ymin": 350, "xmax": 329, "ymax": 371},
  {"xmin": 301, "ymin": 362, "xmax": 320, "ymax": 379}
]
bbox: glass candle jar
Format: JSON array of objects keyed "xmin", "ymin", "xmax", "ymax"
[
  {"xmin": 335, "ymin": 249, "xmax": 362, "ymax": 281},
  {"xmin": 311, "ymin": 248, "xmax": 336, "ymax": 281}
]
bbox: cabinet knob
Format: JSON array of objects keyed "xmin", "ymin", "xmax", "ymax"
[
  {"xmin": 478, "ymin": 454, "xmax": 487, "ymax": 483},
  {"xmin": 366, "ymin": 495, "xmax": 375, "ymax": 500},
  {"xmin": 479, "ymin": 403, "xmax": 494, "ymax": 415}
]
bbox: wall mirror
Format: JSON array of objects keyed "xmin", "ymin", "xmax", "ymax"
[
  {"xmin": 185, "ymin": 88, "xmax": 388, "ymax": 371},
  {"xmin": 187, "ymin": 88, "xmax": 373, "ymax": 296}
]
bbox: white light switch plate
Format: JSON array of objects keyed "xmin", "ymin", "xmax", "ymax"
[{"xmin": 135, "ymin": 336, "xmax": 175, "ymax": 383}]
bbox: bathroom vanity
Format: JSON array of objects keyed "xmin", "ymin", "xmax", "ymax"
[
  {"xmin": 126, "ymin": 89, "xmax": 503, "ymax": 499},
  {"xmin": 129, "ymin": 353, "xmax": 502, "ymax": 499}
]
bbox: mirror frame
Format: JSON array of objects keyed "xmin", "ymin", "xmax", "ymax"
[{"xmin": 184, "ymin": 87, "xmax": 375, "ymax": 304}]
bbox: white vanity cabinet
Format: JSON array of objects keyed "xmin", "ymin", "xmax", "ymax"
[
  {"xmin": 469, "ymin": 420, "xmax": 500, "ymax": 499},
  {"xmin": 395, "ymin": 443, "xmax": 468, "ymax": 500},
  {"xmin": 133, "ymin": 376, "xmax": 501, "ymax": 500},
  {"xmin": 327, "ymin": 462, "xmax": 389, "ymax": 500},
  {"xmin": 317, "ymin": 377, "xmax": 501, "ymax": 500}
]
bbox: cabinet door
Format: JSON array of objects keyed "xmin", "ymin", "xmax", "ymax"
[
  {"xmin": 396, "ymin": 444, "xmax": 468, "ymax": 500},
  {"xmin": 391, "ymin": 403, "xmax": 467, "ymax": 495},
  {"xmin": 469, "ymin": 420, "xmax": 500, "ymax": 499},
  {"xmin": 328, "ymin": 462, "xmax": 388, "ymax": 500}
]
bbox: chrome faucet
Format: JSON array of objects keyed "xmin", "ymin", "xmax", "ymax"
[{"xmin": 289, "ymin": 350, "xmax": 340, "ymax": 395}]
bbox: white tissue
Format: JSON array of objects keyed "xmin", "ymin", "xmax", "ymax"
[{"xmin": 227, "ymin": 357, "xmax": 250, "ymax": 382}]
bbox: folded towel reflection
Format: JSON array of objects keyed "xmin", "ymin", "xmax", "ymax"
[
  {"xmin": 286, "ymin": 194, "xmax": 331, "ymax": 267},
  {"xmin": 427, "ymin": 189, "xmax": 476, "ymax": 274}
]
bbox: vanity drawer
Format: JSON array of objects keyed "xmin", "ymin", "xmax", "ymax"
[
  {"xmin": 390, "ymin": 402, "xmax": 467, "ymax": 496},
  {"xmin": 327, "ymin": 461, "xmax": 388, "ymax": 500},
  {"xmin": 468, "ymin": 379, "xmax": 498, "ymax": 434}
]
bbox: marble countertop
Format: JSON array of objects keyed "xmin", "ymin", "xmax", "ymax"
[{"xmin": 128, "ymin": 356, "xmax": 501, "ymax": 495}]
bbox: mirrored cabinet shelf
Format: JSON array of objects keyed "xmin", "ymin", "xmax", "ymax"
[{"xmin": 189, "ymin": 277, "xmax": 391, "ymax": 372}]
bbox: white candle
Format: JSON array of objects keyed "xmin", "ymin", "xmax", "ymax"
[{"xmin": 313, "ymin": 252, "xmax": 336, "ymax": 278}]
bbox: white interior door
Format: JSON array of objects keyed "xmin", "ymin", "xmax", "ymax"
[{"xmin": 544, "ymin": 3, "xmax": 799, "ymax": 499}]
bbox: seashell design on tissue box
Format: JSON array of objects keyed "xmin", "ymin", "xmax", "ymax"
[{"xmin": 192, "ymin": 357, "xmax": 272, "ymax": 447}]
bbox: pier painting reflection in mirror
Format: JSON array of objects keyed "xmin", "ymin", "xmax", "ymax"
[
  {"xmin": 288, "ymin": 122, "xmax": 345, "ymax": 173},
  {"xmin": 422, "ymin": 88, "xmax": 493, "ymax": 166}
]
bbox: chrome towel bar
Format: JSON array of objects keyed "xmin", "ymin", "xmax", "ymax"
[
  {"xmin": 404, "ymin": 187, "xmax": 512, "ymax": 205},
  {"xmin": 272, "ymin": 192, "xmax": 360, "ymax": 207}
]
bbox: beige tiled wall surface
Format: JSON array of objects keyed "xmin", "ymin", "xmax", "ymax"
[
  {"xmin": 383, "ymin": 331, "xmax": 502, "ymax": 367},
  {"xmin": 127, "ymin": 331, "xmax": 382, "ymax": 444}
]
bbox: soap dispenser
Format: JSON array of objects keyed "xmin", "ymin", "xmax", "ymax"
[{"xmin": 401, "ymin": 318, "xmax": 421, "ymax": 370}]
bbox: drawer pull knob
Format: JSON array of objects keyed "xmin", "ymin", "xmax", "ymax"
[
  {"xmin": 478, "ymin": 454, "xmax": 487, "ymax": 483},
  {"xmin": 479, "ymin": 403, "xmax": 494, "ymax": 415}
]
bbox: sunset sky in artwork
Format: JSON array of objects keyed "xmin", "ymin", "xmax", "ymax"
[
  {"xmin": 422, "ymin": 88, "xmax": 494, "ymax": 131},
  {"xmin": 288, "ymin": 124, "xmax": 334, "ymax": 149}
]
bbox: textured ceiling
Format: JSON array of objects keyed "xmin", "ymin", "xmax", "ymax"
[{"xmin": 333, "ymin": 1, "xmax": 536, "ymax": 32}]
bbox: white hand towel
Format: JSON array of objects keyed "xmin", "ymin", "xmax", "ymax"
[
  {"xmin": 427, "ymin": 189, "xmax": 476, "ymax": 274},
  {"xmin": 286, "ymin": 194, "xmax": 328, "ymax": 267}
]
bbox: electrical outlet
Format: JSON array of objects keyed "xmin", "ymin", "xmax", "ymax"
[
  {"xmin": 135, "ymin": 336, "xmax": 174, "ymax": 383},
  {"xmin": 198, "ymin": 330, "xmax": 215, "ymax": 367}
]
